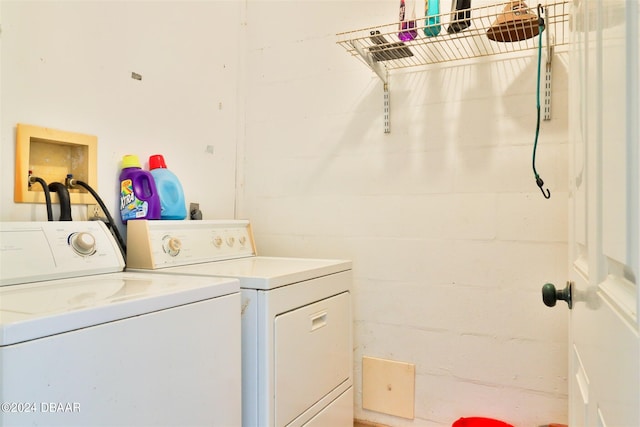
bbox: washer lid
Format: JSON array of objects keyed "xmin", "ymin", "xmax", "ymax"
[
  {"xmin": 151, "ymin": 256, "xmax": 352, "ymax": 290},
  {"xmin": 0, "ymin": 272, "xmax": 239, "ymax": 346}
]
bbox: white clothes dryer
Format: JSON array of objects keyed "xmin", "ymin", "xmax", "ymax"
[
  {"xmin": 0, "ymin": 221, "xmax": 241, "ymax": 427},
  {"xmin": 126, "ymin": 220, "xmax": 353, "ymax": 427}
]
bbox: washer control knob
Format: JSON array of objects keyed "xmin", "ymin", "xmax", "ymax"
[
  {"xmin": 69, "ymin": 232, "xmax": 96, "ymax": 256},
  {"xmin": 213, "ymin": 236, "xmax": 223, "ymax": 248},
  {"xmin": 239, "ymin": 236, "xmax": 247, "ymax": 246},
  {"xmin": 226, "ymin": 237, "xmax": 235, "ymax": 247},
  {"xmin": 162, "ymin": 236, "xmax": 181, "ymax": 257}
]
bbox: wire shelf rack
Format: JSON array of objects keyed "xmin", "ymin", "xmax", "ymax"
[{"xmin": 336, "ymin": 0, "xmax": 569, "ymax": 74}]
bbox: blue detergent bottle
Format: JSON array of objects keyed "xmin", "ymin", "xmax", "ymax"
[
  {"xmin": 148, "ymin": 154, "xmax": 187, "ymax": 220},
  {"xmin": 119, "ymin": 154, "xmax": 161, "ymax": 222}
]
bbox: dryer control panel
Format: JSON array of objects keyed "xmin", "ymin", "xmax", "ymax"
[
  {"xmin": 0, "ymin": 221, "xmax": 125, "ymax": 286},
  {"xmin": 126, "ymin": 220, "xmax": 256, "ymax": 269}
]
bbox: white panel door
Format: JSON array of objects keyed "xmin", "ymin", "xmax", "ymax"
[{"xmin": 559, "ymin": 0, "xmax": 639, "ymax": 426}]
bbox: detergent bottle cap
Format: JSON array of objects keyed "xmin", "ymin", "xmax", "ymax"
[
  {"xmin": 149, "ymin": 154, "xmax": 167, "ymax": 170},
  {"xmin": 122, "ymin": 154, "xmax": 141, "ymax": 169}
]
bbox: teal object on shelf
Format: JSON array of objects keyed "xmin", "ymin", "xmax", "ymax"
[{"xmin": 424, "ymin": 0, "xmax": 441, "ymax": 37}]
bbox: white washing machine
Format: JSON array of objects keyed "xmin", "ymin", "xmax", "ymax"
[
  {"xmin": 0, "ymin": 221, "xmax": 241, "ymax": 427},
  {"xmin": 126, "ymin": 220, "xmax": 353, "ymax": 427}
]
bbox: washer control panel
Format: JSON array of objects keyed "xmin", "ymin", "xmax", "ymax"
[
  {"xmin": 126, "ymin": 220, "xmax": 256, "ymax": 270},
  {"xmin": 0, "ymin": 221, "xmax": 125, "ymax": 286}
]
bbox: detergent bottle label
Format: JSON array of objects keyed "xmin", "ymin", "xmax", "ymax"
[{"xmin": 120, "ymin": 179, "xmax": 149, "ymax": 221}]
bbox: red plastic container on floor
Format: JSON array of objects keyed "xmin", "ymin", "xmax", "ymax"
[{"xmin": 452, "ymin": 417, "xmax": 514, "ymax": 427}]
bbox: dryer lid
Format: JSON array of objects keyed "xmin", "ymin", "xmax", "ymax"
[{"xmin": 149, "ymin": 256, "xmax": 352, "ymax": 290}]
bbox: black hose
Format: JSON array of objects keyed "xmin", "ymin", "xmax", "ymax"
[
  {"xmin": 29, "ymin": 176, "xmax": 53, "ymax": 221},
  {"xmin": 48, "ymin": 182, "xmax": 73, "ymax": 221},
  {"xmin": 67, "ymin": 177, "xmax": 126, "ymax": 258}
]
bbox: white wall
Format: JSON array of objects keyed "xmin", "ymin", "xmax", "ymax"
[
  {"xmin": 0, "ymin": 0, "xmax": 242, "ymax": 223},
  {"xmin": 1, "ymin": 1, "xmax": 569, "ymax": 426},
  {"xmin": 240, "ymin": 1, "xmax": 569, "ymax": 426}
]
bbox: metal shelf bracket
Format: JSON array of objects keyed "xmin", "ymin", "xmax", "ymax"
[
  {"xmin": 351, "ymin": 40, "xmax": 391, "ymax": 133},
  {"xmin": 544, "ymin": 12, "xmax": 554, "ymax": 121},
  {"xmin": 350, "ymin": 40, "xmax": 389, "ymax": 84},
  {"xmin": 383, "ymin": 81, "xmax": 390, "ymax": 133}
]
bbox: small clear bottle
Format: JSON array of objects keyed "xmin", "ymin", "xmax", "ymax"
[{"xmin": 399, "ymin": 0, "xmax": 417, "ymax": 41}]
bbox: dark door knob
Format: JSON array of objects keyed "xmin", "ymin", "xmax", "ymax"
[{"xmin": 542, "ymin": 281, "xmax": 573, "ymax": 309}]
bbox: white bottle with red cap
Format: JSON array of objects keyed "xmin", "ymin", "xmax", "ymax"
[{"xmin": 148, "ymin": 154, "xmax": 187, "ymax": 220}]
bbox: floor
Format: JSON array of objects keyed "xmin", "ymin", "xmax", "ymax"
[{"xmin": 354, "ymin": 420, "xmax": 389, "ymax": 427}]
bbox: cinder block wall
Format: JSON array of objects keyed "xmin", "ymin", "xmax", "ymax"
[{"xmin": 239, "ymin": 1, "xmax": 570, "ymax": 426}]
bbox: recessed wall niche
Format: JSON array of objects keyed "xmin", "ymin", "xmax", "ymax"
[{"xmin": 14, "ymin": 124, "xmax": 98, "ymax": 205}]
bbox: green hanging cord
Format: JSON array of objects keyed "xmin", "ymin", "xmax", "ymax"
[{"xmin": 533, "ymin": 4, "xmax": 550, "ymax": 199}]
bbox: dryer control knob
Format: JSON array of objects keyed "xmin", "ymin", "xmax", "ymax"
[
  {"xmin": 226, "ymin": 237, "xmax": 235, "ymax": 247},
  {"xmin": 162, "ymin": 236, "xmax": 181, "ymax": 257},
  {"xmin": 213, "ymin": 236, "xmax": 223, "ymax": 248},
  {"xmin": 69, "ymin": 232, "xmax": 96, "ymax": 256}
]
